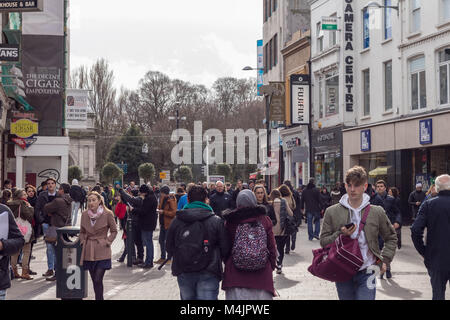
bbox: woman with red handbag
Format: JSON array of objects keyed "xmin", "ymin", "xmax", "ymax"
[{"xmin": 316, "ymin": 166, "xmax": 398, "ymax": 300}]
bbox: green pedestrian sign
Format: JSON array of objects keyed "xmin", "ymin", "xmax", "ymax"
[{"xmin": 322, "ymin": 17, "xmax": 338, "ymax": 30}]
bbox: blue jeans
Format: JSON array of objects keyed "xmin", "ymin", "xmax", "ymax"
[
  {"xmin": 159, "ymin": 227, "xmax": 168, "ymax": 260},
  {"xmin": 307, "ymin": 212, "xmax": 321, "ymax": 240},
  {"xmin": 42, "ymin": 223, "xmax": 56, "ymax": 270},
  {"xmin": 0, "ymin": 289, "xmax": 6, "ymax": 300},
  {"xmin": 141, "ymin": 230, "xmax": 154, "ymax": 265},
  {"xmin": 335, "ymin": 269, "xmax": 377, "ymax": 300},
  {"xmin": 177, "ymin": 272, "xmax": 220, "ymax": 300}
]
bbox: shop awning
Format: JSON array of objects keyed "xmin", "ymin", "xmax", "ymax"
[{"xmin": 369, "ymin": 166, "xmax": 391, "ymax": 178}]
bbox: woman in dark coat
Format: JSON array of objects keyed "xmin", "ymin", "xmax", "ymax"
[
  {"xmin": 222, "ymin": 190, "xmax": 277, "ymax": 300},
  {"xmin": 320, "ymin": 186, "xmax": 332, "ymax": 216}
]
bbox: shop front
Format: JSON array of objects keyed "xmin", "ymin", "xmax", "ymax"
[
  {"xmin": 280, "ymin": 126, "xmax": 310, "ymax": 188},
  {"xmin": 312, "ymin": 125, "xmax": 343, "ymax": 190},
  {"xmin": 343, "ymin": 111, "xmax": 450, "ymax": 223}
]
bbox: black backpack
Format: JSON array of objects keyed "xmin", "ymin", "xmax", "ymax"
[
  {"xmin": 174, "ymin": 217, "xmax": 213, "ymax": 273},
  {"xmin": 280, "ymin": 199, "xmax": 298, "ymax": 235},
  {"xmin": 69, "ymin": 185, "xmax": 85, "ymax": 203}
]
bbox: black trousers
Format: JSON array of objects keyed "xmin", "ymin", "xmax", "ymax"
[
  {"xmin": 132, "ymin": 220, "xmax": 144, "ymax": 260},
  {"xmin": 275, "ymin": 235, "xmax": 289, "ymax": 267},
  {"xmin": 428, "ymin": 269, "xmax": 450, "ymax": 300}
]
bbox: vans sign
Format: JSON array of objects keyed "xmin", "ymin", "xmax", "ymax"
[{"xmin": 0, "ymin": 44, "xmax": 19, "ymax": 62}]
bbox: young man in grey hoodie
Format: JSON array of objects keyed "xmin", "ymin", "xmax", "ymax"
[{"xmin": 320, "ymin": 166, "xmax": 397, "ymax": 300}]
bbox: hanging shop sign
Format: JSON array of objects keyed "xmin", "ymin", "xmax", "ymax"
[
  {"xmin": 290, "ymin": 74, "xmax": 310, "ymax": 125},
  {"xmin": 0, "ymin": 44, "xmax": 20, "ymax": 62},
  {"xmin": 361, "ymin": 129, "xmax": 371, "ymax": 152},
  {"xmin": 66, "ymin": 89, "xmax": 88, "ymax": 129},
  {"xmin": 344, "ymin": 0, "xmax": 354, "ymax": 112},
  {"xmin": 269, "ymin": 82, "xmax": 286, "ymax": 122},
  {"xmin": 10, "ymin": 118, "xmax": 38, "ymax": 150},
  {"xmin": 0, "ymin": 0, "xmax": 43, "ymax": 12},
  {"xmin": 257, "ymin": 40, "xmax": 264, "ymax": 96}
]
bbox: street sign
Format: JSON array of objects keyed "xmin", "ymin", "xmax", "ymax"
[
  {"xmin": 0, "ymin": 0, "xmax": 43, "ymax": 12},
  {"xmin": 160, "ymin": 170, "xmax": 171, "ymax": 183},
  {"xmin": 116, "ymin": 163, "xmax": 128, "ymax": 175},
  {"xmin": 322, "ymin": 16, "xmax": 338, "ymax": 30},
  {"xmin": 208, "ymin": 176, "xmax": 225, "ymax": 184},
  {"xmin": 292, "ymin": 146, "xmax": 309, "ymax": 163},
  {"xmin": 159, "ymin": 172, "xmax": 167, "ymax": 180}
]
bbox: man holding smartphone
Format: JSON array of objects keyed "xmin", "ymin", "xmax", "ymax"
[{"xmin": 320, "ymin": 166, "xmax": 397, "ymax": 300}]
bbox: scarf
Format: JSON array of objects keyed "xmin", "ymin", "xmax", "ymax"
[
  {"xmin": 87, "ymin": 205, "xmax": 104, "ymax": 226},
  {"xmin": 183, "ymin": 201, "xmax": 213, "ymax": 211}
]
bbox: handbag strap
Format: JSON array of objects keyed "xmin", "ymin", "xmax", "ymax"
[
  {"xmin": 357, "ymin": 205, "xmax": 371, "ymax": 237},
  {"xmin": 18, "ymin": 203, "xmax": 21, "ymax": 219}
]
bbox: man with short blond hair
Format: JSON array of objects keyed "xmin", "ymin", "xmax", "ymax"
[
  {"xmin": 411, "ymin": 174, "xmax": 450, "ymax": 300},
  {"xmin": 320, "ymin": 166, "xmax": 397, "ymax": 300}
]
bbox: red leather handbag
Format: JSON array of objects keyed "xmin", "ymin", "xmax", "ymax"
[{"xmin": 308, "ymin": 205, "xmax": 371, "ymax": 283}]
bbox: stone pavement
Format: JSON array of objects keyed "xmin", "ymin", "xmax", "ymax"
[{"xmin": 6, "ymin": 219, "xmax": 449, "ymax": 300}]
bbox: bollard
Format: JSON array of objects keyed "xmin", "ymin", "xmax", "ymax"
[{"xmin": 126, "ymin": 214, "xmax": 134, "ymax": 267}]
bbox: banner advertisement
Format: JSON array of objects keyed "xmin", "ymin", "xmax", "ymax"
[
  {"xmin": 66, "ymin": 89, "xmax": 88, "ymax": 129},
  {"xmin": 21, "ymin": 34, "xmax": 64, "ymax": 136},
  {"xmin": 257, "ymin": 39, "xmax": 263, "ymax": 96},
  {"xmin": 269, "ymin": 82, "xmax": 285, "ymax": 122},
  {"xmin": 290, "ymin": 74, "xmax": 310, "ymax": 125}
]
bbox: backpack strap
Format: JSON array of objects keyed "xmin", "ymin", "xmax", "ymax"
[{"xmin": 357, "ymin": 205, "xmax": 371, "ymax": 237}]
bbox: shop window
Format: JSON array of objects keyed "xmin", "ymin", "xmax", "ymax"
[
  {"xmin": 409, "ymin": 56, "xmax": 426, "ymax": 110},
  {"xmin": 439, "ymin": 48, "xmax": 450, "ymax": 105},
  {"xmin": 384, "ymin": 0, "xmax": 392, "ymax": 40},
  {"xmin": 384, "ymin": 60, "xmax": 393, "ymax": 111}
]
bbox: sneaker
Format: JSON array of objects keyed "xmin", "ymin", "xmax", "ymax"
[
  {"xmin": 313, "ymin": 236, "xmax": 320, "ymax": 240},
  {"xmin": 29, "ymin": 269, "xmax": 37, "ymax": 276},
  {"xmin": 276, "ymin": 265, "xmax": 282, "ymax": 274},
  {"xmin": 46, "ymin": 275, "xmax": 57, "ymax": 281},
  {"xmin": 139, "ymin": 263, "xmax": 154, "ymax": 269},
  {"xmin": 42, "ymin": 270, "xmax": 54, "ymax": 277},
  {"xmin": 133, "ymin": 258, "xmax": 144, "ymax": 265},
  {"xmin": 154, "ymin": 258, "xmax": 165, "ymax": 264}
]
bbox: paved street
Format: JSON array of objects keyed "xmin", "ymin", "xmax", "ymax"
[{"xmin": 6, "ymin": 213, "xmax": 449, "ymax": 300}]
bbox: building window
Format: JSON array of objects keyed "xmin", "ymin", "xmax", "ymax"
[
  {"xmin": 329, "ymin": 13, "xmax": 337, "ymax": 47},
  {"xmin": 269, "ymin": 0, "xmax": 272, "ymax": 18},
  {"xmin": 363, "ymin": 69, "xmax": 370, "ymax": 116},
  {"xmin": 410, "ymin": 0, "xmax": 421, "ymax": 33},
  {"xmin": 83, "ymin": 146, "xmax": 89, "ymax": 176},
  {"xmin": 363, "ymin": 8, "xmax": 370, "ymax": 49},
  {"xmin": 384, "ymin": 0, "xmax": 392, "ymax": 40},
  {"xmin": 442, "ymin": 0, "xmax": 450, "ymax": 22},
  {"xmin": 273, "ymin": 0, "xmax": 277, "ymax": 12},
  {"xmin": 264, "ymin": 0, "xmax": 268, "ymax": 22},
  {"xmin": 409, "ymin": 55, "xmax": 426, "ymax": 110},
  {"xmin": 384, "ymin": 61, "xmax": 393, "ymax": 111},
  {"xmin": 264, "ymin": 44, "xmax": 268, "ymax": 73},
  {"xmin": 439, "ymin": 48, "xmax": 450, "ymax": 105},
  {"xmin": 316, "ymin": 22, "xmax": 323, "ymax": 53},
  {"xmin": 318, "ymin": 73, "xmax": 339, "ymax": 118},
  {"xmin": 273, "ymin": 34, "xmax": 278, "ymax": 67}
]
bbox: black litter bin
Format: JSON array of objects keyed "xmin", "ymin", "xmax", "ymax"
[{"xmin": 55, "ymin": 226, "xmax": 88, "ymax": 300}]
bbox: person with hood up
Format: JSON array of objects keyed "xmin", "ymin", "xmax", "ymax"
[
  {"xmin": 222, "ymin": 189, "xmax": 277, "ymax": 300},
  {"xmin": 166, "ymin": 185, "xmax": 230, "ymax": 300},
  {"xmin": 320, "ymin": 166, "xmax": 397, "ymax": 300}
]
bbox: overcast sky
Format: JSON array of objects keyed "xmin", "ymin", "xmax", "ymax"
[{"xmin": 70, "ymin": 0, "xmax": 263, "ymax": 91}]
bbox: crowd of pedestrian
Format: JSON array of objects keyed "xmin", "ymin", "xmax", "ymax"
[{"xmin": 0, "ymin": 168, "xmax": 449, "ymax": 301}]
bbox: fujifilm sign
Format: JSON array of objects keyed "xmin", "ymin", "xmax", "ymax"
[
  {"xmin": 0, "ymin": 0, "xmax": 43, "ymax": 12},
  {"xmin": 0, "ymin": 45, "xmax": 20, "ymax": 62}
]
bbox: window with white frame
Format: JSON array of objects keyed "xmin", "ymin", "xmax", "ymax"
[
  {"xmin": 363, "ymin": 69, "xmax": 370, "ymax": 116},
  {"xmin": 318, "ymin": 72, "xmax": 339, "ymax": 118},
  {"xmin": 384, "ymin": 61, "xmax": 393, "ymax": 111},
  {"xmin": 409, "ymin": 56, "xmax": 426, "ymax": 110},
  {"xmin": 439, "ymin": 48, "xmax": 450, "ymax": 105},
  {"xmin": 316, "ymin": 22, "xmax": 323, "ymax": 53},
  {"xmin": 363, "ymin": 7, "xmax": 370, "ymax": 49},
  {"xmin": 442, "ymin": 0, "xmax": 450, "ymax": 23},
  {"xmin": 384, "ymin": 0, "xmax": 392, "ymax": 40},
  {"xmin": 410, "ymin": 0, "xmax": 421, "ymax": 33},
  {"xmin": 329, "ymin": 13, "xmax": 337, "ymax": 47}
]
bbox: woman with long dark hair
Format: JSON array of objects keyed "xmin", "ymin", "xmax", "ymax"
[{"xmin": 388, "ymin": 187, "xmax": 402, "ymax": 250}]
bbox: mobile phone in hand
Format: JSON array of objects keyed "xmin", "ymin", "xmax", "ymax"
[{"xmin": 345, "ymin": 223, "xmax": 355, "ymax": 229}]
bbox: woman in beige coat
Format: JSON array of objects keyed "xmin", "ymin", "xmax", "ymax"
[
  {"xmin": 269, "ymin": 189, "xmax": 293, "ymax": 275},
  {"xmin": 80, "ymin": 191, "xmax": 117, "ymax": 300}
]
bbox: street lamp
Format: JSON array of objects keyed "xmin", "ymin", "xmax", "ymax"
[
  {"xmin": 364, "ymin": 1, "xmax": 399, "ymax": 15},
  {"xmin": 242, "ymin": 66, "xmax": 264, "ymax": 71}
]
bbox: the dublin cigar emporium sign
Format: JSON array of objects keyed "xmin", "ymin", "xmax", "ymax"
[{"xmin": 0, "ymin": 0, "xmax": 43, "ymax": 12}]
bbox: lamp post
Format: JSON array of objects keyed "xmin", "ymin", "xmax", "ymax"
[
  {"xmin": 364, "ymin": 1, "xmax": 399, "ymax": 16},
  {"xmin": 169, "ymin": 102, "xmax": 186, "ymax": 176}
]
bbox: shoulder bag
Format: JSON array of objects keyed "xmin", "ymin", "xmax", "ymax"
[
  {"xmin": 15, "ymin": 204, "xmax": 32, "ymax": 243},
  {"xmin": 308, "ymin": 205, "xmax": 371, "ymax": 283}
]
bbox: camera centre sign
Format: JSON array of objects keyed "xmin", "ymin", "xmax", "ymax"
[
  {"xmin": 344, "ymin": 0, "xmax": 354, "ymax": 112},
  {"xmin": 0, "ymin": 0, "xmax": 43, "ymax": 12}
]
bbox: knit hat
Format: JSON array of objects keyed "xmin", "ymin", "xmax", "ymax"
[
  {"xmin": 236, "ymin": 189, "xmax": 257, "ymax": 208},
  {"xmin": 71, "ymin": 179, "xmax": 79, "ymax": 186},
  {"xmin": 160, "ymin": 185, "xmax": 170, "ymax": 195},
  {"xmin": 139, "ymin": 184, "xmax": 150, "ymax": 194}
]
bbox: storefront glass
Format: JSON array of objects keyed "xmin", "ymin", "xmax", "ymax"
[{"xmin": 314, "ymin": 151, "xmax": 342, "ymax": 190}]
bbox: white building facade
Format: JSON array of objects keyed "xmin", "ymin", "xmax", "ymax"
[{"xmin": 311, "ymin": 0, "xmax": 450, "ymax": 221}]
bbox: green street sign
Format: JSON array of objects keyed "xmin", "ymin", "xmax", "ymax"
[
  {"xmin": 322, "ymin": 24, "xmax": 338, "ymax": 30},
  {"xmin": 321, "ymin": 17, "xmax": 338, "ymax": 31}
]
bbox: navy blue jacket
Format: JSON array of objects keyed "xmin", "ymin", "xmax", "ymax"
[
  {"xmin": 411, "ymin": 190, "xmax": 450, "ymax": 271},
  {"xmin": 371, "ymin": 193, "xmax": 402, "ymax": 226}
]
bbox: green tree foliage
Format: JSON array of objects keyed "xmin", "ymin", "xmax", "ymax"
[
  {"xmin": 106, "ymin": 125, "xmax": 150, "ymax": 182},
  {"xmin": 215, "ymin": 163, "xmax": 232, "ymax": 182},
  {"xmin": 138, "ymin": 163, "xmax": 156, "ymax": 184},
  {"xmin": 68, "ymin": 166, "xmax": 83, "ymax": 183},
  {"xmin": 101, "ymin": 162, "xmax": 123, "ymax": 184},
  {"xmin": 174, "ymin": 166, "xmax": 193, "ymax": 183}
]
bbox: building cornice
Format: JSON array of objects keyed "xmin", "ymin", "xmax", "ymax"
[
  {"xmin": 281, "ymin": 36, "xmax": 311, "ymax": 57},
  {"xmin": 311, "ymin": 45, "xmax": 340, "ymax": 63},
  {"xmin": 399, "ymin": 27, "xmax": 450, "ymax": 50}
]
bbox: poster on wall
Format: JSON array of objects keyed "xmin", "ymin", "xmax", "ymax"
[{"xmin": 66, "ymin": 89, "xmax": 88, "ymax": 129}]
